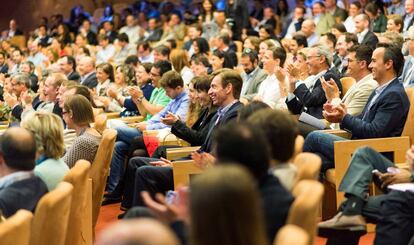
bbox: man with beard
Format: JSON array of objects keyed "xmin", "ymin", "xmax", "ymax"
[{"xmin": 239, "ymin": 50, "xmax": 267, "ymax": 103}]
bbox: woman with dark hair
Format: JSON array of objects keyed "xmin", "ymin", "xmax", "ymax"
[
  {"xmin": 258, "ymin": 24, "xmax": 277, "ymax": 41},
  {"xmin": 192, "ymin": 37, "xmax": 210, "ymax": 57},
  {"xmin": 56, "ymin": 23, "xmax": 73, "ymax": 45},
  {"xmin": 199, "ymin": 0, "xmax": 219, "ymax": 40},
  {"xmin": 135, "ymin": 63, "xmax": 154, "ymax": 101},
  {"xmin": 95, "ymin": 62, "xmax": 114, "ymax": 96},
  {"xmin": 331, "ymin": 23, "xmax": 347, "ymax": 39},
  {"xmin": 210, "ymin": 49, "xmax": 234, "ymax": 71}
]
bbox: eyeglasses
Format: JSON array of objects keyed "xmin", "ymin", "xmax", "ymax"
[{"xmin": 307, "ymin": 55, "xmax": 321, "ymax": 59}]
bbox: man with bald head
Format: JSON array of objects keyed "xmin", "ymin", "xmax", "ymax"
[
  {"xmin": 300, "ymin": 19, "xmax": 319, "ymax": 46},
  {"xmin": 0, "ymin": 127, "xmax": 48, "ymax": 218},
  {"xmin": 97, "ymin": 218, "xmax": 180, "ymax": 245},
  {"xmin": 78, "ymin": 56, "xmax": 98, "ymax": 89},
  {"xmin": 354, "ymin": 14, "xmax": 378, "ymax": 49}
]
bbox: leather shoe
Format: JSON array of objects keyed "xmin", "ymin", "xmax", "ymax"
[{"xmin": 319, "ymin": 213, "xmax": 366, "ymax": 229}]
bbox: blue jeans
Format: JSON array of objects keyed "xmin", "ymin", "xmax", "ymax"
[
  {"xmin": 303, "ymin": 131, "xmax": 347, "ymax": 173},
  {"xmin": 107, "ymin": 126, "xmax": 142, "ymax": 192}
]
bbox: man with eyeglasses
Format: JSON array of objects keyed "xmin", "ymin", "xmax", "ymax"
[
  {"xmin": 399, "ymin": 27, "xmax": 414, "ymax": 87},
  {"xmin": 304, "ymin": 43, "xmax": 409, "ymax": 174},
  {"xmin": 286, "ymin": 44, "xmax": 341, "ymax": 120},
  {"xmin": 322, "ymin": 45, "xmax": 377, "ymax": 119}
]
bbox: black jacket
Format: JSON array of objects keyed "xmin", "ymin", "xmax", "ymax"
[
  {"xmin": 171, "ymin": 107, "xmax": 217, "ymax": 146},
  {"xmin": 286, "ymin": 69, "xmax": 341, "ymax": 119}
]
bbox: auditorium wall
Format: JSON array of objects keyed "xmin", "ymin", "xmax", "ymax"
[{"xmin": 0, "ymin": 0, "xmax": 133, "ymax": 33}]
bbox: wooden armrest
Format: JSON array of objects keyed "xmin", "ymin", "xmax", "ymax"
[
  {"xmin": 105, "ymin": 112, "xmax": 121, "ymax": 119},
  {"xmin": 320, "ymin": 129, "xmax": 352, "ymax": 139},
  {"xmin": 122, "ymin": 116, "xmax": 144, "ymax": 124},
  {"xmin": 172, "ymin": 160, "xmax": 204, "ymax": 189},
  {"xmin": 167, "ymin": 146, "xmax": 200, "ymax": 160},
  {"xmin": 333, "ymin": 136, "xmax": 410, "ymax": 206},
  {"xmin": 143, "ymin": 130, "xmax": 158, "ymax": 136}
]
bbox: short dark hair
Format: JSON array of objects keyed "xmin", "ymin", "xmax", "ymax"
[
  {"xmin": 124, "ymin": 55, "xmax": 139, "ymax": 66},
  {"xmin": 365, "ymin": 2, "xmax": 379, "ymax": 16},
  {"xmin": 292, "ymin": 34, "xmax": 308, "ymax": 48},
  {"xmin": 376, "ymin": 43, "xmax": 405, "ymax": 76},
  {"xmin": 213, "ymin": 122, "xmax": 270, "ymax": 181},
  {"xmin": 268, "ymin": 46, "xmax": 287, "ymax": 67},
  {"xmin": 193, "ymin": 76, "xmax": 211, "ymax": 92},
  {"xmin": 321, "ymin": 32, "xmax": 337, "ymax": 47},
  {"xmin": 248, "ymin": 109, "xmax": 299, "ymax": 162},
  {"xmin": 218, "ymin": 33, "xmax": 230, "ymax": 45},
  {"xmin": 314, "ymin": 1, "xmax": 325, "ymax": 8},
  {"xmin": 347, "ymin": 44, "xmax": 373, "ymax": 69},
  {"xmin": 117, "ymin": 33, "xmax": 129, "ymax": 43},
  {"xmin": 217, "ymin": 70, "xmax": 243, "ymax": 99},
  {"xmin": 154, "ymin": 45, "xmax": 171, "ymax": 58},
  {"xmin": 332, "ymin": 23, "xmax": 347, "ymax": 33},
  {"xmin": 63, "ymin": 55, "xmax": 76, "ymax": 71},
  {"xmin": 137, "ymin": 41, "xmax": 151, "ymax": 51},
  {"xmin": 0, "ymin": 128, "xmax": 36, "ymax": 171},
  {"xmin": 191, "ymin": 54, "xmax": 211, "ymax": 68},
  {"xmin": 153, "ymin": 60, "xmax": 172, "ymax": 76},
  {"xmin": 159, "ymin": 70, "xmax": 184, "ymax": 89},
  {"xmin": 343, "ymin": 32, "xmax": 359, "ymax": 46},
  {"xmin": 259, "ymin": 24, "xmax": 274, "ymax": 36},
  {"xmin": 241, "ymin": 49, "xmax": 259, "ymax": 63}
]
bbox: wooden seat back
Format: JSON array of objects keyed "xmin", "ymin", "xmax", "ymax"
[
  {"xmin": 0, "ymin": 210, "xmax": 32, "ymax": 245},
  {"xmin": 30, "ymin": 182, "xmax": 73, "ymax": 245},
  {"xmin": 274, "ymin": 224, "xmax": 309, "ymax": 245},
  {"xmin": 63, "ymin": 160, "xmax": 92, "ymax": 245},
  {"xmin": 287, "ymin": 180, "xmax": 323, "ymax": 245},
  {"xmin": 89, "ymin": 129, "xmax": 117, "ymax": 230}
]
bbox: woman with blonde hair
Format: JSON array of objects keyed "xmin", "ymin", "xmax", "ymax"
[
  {"xmin": 62, "ymin": 95, "xmax": 101, "ymax": 168},
  {"xmin": 21, "ymin": 112, "xmax": 68, "ymax": 190},
  {"xmin": 170, "ymin": 49, "xmax": 194, "ymax": 86}
]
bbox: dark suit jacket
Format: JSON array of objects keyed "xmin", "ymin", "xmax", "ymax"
[
  {"xmin": 86, "ymin": 31, "xmax": 98, "ymax": 45},
  {"xmin": 67, "ymin": 71, "xmax": 81, "ymax": 82},
  {"xmin": 260, "ymin": 174, "xmax": 294, "ymax": 243},
  {"xmin": 340, "ymin": 78, "xmax": 409, "ymax": 139},
  {"xmin": 0, "ymin": 64, "xmax": 8, "ymax": 74},
  {"xmin": 286, "ymin": 69, "xmax": 341, "ymax": 119},
  {"xmin": 144, "ymin": 28, "xmax": 163, "ymax": 42},
  {"xmin": 171, "ymin": 107, "xmax": 217, "ymax": 146},
  {"xmin": 361, "ymin": 31, "xmax": 379, "ymax": 50},
  {"xmin": 403, "ymin": 14, "xmax": 414, "ymax": 31},
  {"xmin": 81, "ymin": 72, "xmax": 98, "ymax": 89},
  {"xmin": 200, "ymin": 101, "xmax": 243, "ymax": 152},
  {"xmin": 0, "ymin": 175, "xmax": 48, "ymax": 218}
]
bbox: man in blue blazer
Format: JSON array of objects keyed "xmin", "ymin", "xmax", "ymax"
[
  {"xmin": 0, "ymin": 127, "xmax": 48, "ymax": 218},
  {"xmin": 303, "ymin": 43, "xmax": 410, "ymax": 172}
]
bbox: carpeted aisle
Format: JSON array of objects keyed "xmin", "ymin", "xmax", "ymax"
[{"xmin": 96, "ymin": 204, "xmax": 375, "ymax": 244}]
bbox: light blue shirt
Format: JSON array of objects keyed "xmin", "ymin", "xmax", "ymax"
[{"xmin": 147, "ymin": 91, "xmax": 190, "ymax": 130}]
